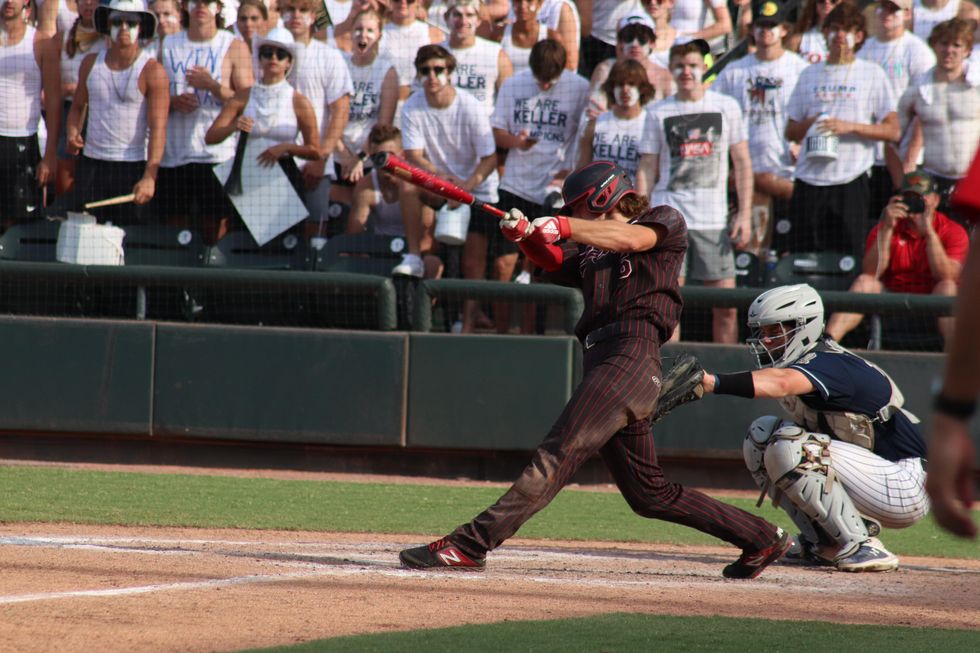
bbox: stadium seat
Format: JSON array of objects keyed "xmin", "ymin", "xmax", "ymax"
[
  {"xmin": 0, "ymin": 220, "xmax": 60, "ymax": 262},
  {"xmin": 315, "ymin": 233, "xmax": 408, "ymax": 276},
  {"xmin": 123, "ymin": 225, "xmax": 207, "ymax": 267},
  {"xmin": 771, "ymin": 252, "xmax": 859, "ymax": 291},
  {"xmin": 734, "ymin": 251, "xmax": 764, "ymax": 288},
  {"xmin": 206, "ymin": 230, "xmax": 314, "ymax": 270}
]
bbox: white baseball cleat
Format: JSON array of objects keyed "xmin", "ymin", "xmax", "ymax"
[{"xmin": 836, "ymin": 538, "xmax": 899, "ymax": 572}]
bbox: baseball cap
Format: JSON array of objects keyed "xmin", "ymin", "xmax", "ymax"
[
  {"xmin": 751, "ymin": 0, "xmax": 791, "ymax": 25},
  {"xmin": 901, "ymin": 169, "xmax": 938, "ymax": 195},
  {"xmin": 617, "ymin": 13, "xmax": 656, "ymax": 34}
]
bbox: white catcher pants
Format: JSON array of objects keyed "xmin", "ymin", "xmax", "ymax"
[{"xmin": 828, "ymin": 439, "xmax": 929, "ymax": 529}]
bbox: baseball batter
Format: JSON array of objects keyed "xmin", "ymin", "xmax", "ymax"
[
  {"xmin": 399, "ymin": 161, "xmax": 790, "ymax": 579},
  {"xmin": 686, "ymin": 284, "xmax": 929, "ymax": 571}
]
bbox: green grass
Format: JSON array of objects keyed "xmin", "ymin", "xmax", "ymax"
[
  {"xmin": 1, "ymin": 465, "xmax": 976, "ymax": 559},
  {"xmin": 246, "ymin": 613, "xmax": 980, "ymax": 653}
]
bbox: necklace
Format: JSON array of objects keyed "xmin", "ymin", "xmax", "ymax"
[{"xmin": 106, "ymin": 51, "xmax": 141, "ymax": 104}]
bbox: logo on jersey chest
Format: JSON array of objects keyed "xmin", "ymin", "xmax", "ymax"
[
  {"xmin": 619, "ymin": 258, "xmax": 632, "ymax": 279},
  {"xmin": 580, "ymin": 246, "xmax": 633, "ymax": 280}
]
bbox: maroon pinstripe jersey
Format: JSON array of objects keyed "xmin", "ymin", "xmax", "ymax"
[{"xmin": 544, "ymin": 205, "xmax": 688, "ymax": 344}]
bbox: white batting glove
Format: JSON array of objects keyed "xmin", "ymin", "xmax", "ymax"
[{"xmin": 499, "ymin": 208, "xmax": 533, "ymax": 242}]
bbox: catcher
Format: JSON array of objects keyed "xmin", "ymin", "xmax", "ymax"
[{"xmin": 655, "ymin": 284, "xmax": 929, "ymax": 572}]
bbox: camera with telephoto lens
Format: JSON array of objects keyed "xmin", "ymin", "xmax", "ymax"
[{"xmin": 901, "ymin": 191, "xmax": 925, "ymax": 214}]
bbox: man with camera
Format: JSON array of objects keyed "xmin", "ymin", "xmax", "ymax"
[{"xmin": 825, "ymin": 169, "xmax": 969, "ymax": 344}]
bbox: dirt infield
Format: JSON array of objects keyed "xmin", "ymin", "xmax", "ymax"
[{"xmin": 1, "ymin": 463, "xmax": 979, "ymax": 652}]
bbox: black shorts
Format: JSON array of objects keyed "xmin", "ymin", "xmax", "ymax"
[
  {"xmin": 868, "ymin": 164, "xmax": 897, "ymax": 231},
  {"xmin": 0, "ymin": 134, "xmax": 43, "ymax": 225},
  {"xmin": 47, "ymin": 155, "xmax": 151, "ymax": 224},
  {"xmin": 578, "ymin": 35, "xmax": 616, "ymax": 79},
  {"xmin": 469, "ymin": 189, "xmax": 545, "ymax": 258},
  {"xmin": 333, "ymin": 160, "xmax": 374, "ymax": 187},
  {"xmin": 155, "ymin": 162, "xmax": 237, "ymax": 223},
  {"xmin": 788, "ymin": 174, "xmax": 870, "ymax": 259}
]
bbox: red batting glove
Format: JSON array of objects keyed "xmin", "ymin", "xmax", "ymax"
[
  {"xmin": 499, "ymin": 208, "xmax": 533, "ymax": 242},
  {"xmin": 528, "ymin": 216, "xmax": 571, "ymax": 244}
]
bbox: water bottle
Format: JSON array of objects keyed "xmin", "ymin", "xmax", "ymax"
[{"xmin": 764, "ymin": 249, "xmax": 779, "ymax": 285}]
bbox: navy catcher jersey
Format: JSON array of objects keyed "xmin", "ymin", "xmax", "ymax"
[
  {"xmin": 543, "ymin": 205, "xmax": 688, "ymax": 344},
  {"xmin": 788, "ymin": 340, "xmax": 927, "ymax": 461}
]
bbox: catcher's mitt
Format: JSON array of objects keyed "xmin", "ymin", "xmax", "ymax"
[{"xmin": 653, "ymin": 353, "xmax": 705, "ymax": 423}]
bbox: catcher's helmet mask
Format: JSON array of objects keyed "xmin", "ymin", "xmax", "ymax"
[
  {"xmin": 746, "ymin": 284, "xmax": 824, "ymax": 368},
  {"xmin": 562, "ymin": 161, "xmax": 636, "ymax": 214}
]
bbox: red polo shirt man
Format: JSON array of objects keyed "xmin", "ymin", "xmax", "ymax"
[{"xmin": 826, "ymin": 169, "xmax": 969, "ymax": 342}]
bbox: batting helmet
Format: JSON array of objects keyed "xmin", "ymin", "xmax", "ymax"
[{"xmin": 561, "ymin": 161, "xmax": 636, "ymax": 214}]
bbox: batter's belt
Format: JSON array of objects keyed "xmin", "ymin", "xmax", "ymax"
[{"xmin": 583, "ymin": 322, "xmax": 652, "ymax": 349}]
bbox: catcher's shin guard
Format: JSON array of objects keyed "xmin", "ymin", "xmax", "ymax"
[
  {"xmin": 762, "ymin": 424, "xmax": 869, "ymax": 560},
  {"xmin": 743, "ymin": 416, "xmax": 782, "ymax": 490},
  {"xmin": 744, "ymin": 417, "xmax": 838, "ymax": 563}
]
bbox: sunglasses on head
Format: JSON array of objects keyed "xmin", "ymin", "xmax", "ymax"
[
  {"xmin": 418, "ymin": 65, "xmax": 447, "ymax": 76},
  {"xmin": 259, "ymin": 45, "xmax": 292, "ymax": 61},
  {"xmin": 393, "ymin": 0, "xmax": 417, "ymax": 4}
]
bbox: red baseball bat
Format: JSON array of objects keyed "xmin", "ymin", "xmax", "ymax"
[{"xmin": 371, "ymin": 151, "xmax": 507, "ymax": 219}]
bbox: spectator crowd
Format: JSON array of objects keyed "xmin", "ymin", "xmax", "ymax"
[{"xmin": 0, "ymin": 0, "xmax": 977, "ymax": 342}]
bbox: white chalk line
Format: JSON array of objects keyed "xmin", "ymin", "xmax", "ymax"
[{"xmin": 0, "ymin": 533, "xmax": 960, "ymax": 606}]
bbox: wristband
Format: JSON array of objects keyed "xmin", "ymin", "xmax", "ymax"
[
  {"xmin": 557, "ymin": 215, "xmax": 572, "ymax": 240},
  {"xmin": 357, "ymin": 151, "xmax": 368, "ymax": 162},
  {"xmin": 933, "ymin": 391, "xmax": 977, "ymax": 420},
  {"xmin": 714, "ymin": 372, "xmax": 755, "ymax": 398}
]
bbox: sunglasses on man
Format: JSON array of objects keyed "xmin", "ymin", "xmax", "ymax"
[
  {"xmin": 109, "ymin": 16, "xmax": 142, "ymax": 28},
  {"xmin": 418, "ymin": 65, "xmax": 447, "ymax": 76},
  {"xmin": 618, "ymin": 25, "xmax": 654, "ymax": 46},
  {"xmin": 259, "ymin": 45, "xmax": 292, "ymax": 61}
]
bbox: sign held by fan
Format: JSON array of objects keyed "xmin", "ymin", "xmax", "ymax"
[{"xmin": 212, "ymin": 136, "xmax": 309, "ymax": 246}]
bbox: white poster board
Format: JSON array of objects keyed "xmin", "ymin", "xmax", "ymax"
[{"xmin": 213, "ymin": 136, "xmax": 308, "ymax": 246}]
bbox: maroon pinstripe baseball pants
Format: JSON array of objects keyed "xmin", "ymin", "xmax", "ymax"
[{"xmin": 450, "ymin": 334, "xmax": 780, "ymax": 556}]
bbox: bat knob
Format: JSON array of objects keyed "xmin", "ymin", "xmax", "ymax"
[{"xmin": 370, "ymin": 151, "xmax": 390, "ymax": 169}]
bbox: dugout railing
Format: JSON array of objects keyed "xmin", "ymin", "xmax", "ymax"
[
  {"xmin": 0, "ymin": 261, "xmax": 399, "ymax": 331},
  {"xmin": 0, "ymin": 262, "xmax": 956, "ymax": 340}
]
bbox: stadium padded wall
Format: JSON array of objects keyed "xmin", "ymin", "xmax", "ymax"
[
  {"xmin": 152, "ymin": 325, "xmax": 408, "ymax": 445},
  {"xmin": 0, "ymin": 316, "xmax": 975, "ymax": 463},
  {"xmin": 406, "ymin": 334, "xmax": 580, "ymax": 450},
  {"xmin": 0, "ymin": 318, "xmax": 154, "ymax": 434}
]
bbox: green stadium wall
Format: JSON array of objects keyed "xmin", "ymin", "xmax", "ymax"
[{"xmin": 0, "ymin": 316, "xmax": 975, "ymax": 463}]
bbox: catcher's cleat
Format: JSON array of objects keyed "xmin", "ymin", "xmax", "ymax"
[
  {"xmin": 723, "ymin": 528, "xmax": 791, "ymax": 579},
  {"xmin": 836, "ymin": 538, "xmax": 899, "ymax": 573},
  {"xmin": 399, "ymin": 537, "xmax": 486, "ymax": 571},
  {"xmin": 783, "ymin": 533, "xmax": 836, "ymax": 567}
]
